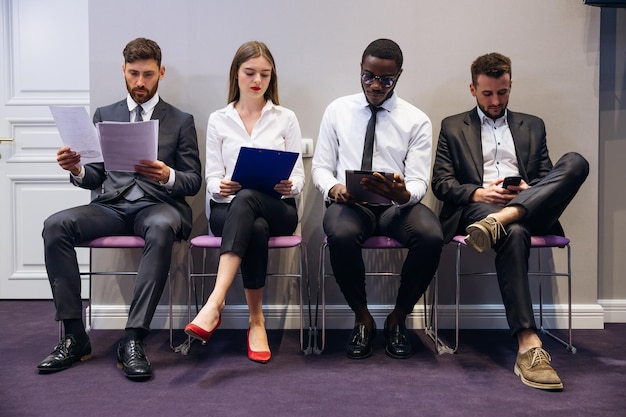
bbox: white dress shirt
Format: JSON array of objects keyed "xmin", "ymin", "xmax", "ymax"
[
  {"xmin": 205, "ymin": 100, "xmax": 305, "ymax": 204},
  {"xmin": 311, "ymin": 92, "xmax": 432, "ymax": 206},
  {"xmin": 477, "ymin": 107, "xmax": 520, "ymax": 187},
  {"xmin": 126, "ymin": 93, "xmax": 159, "ymax": 122}
]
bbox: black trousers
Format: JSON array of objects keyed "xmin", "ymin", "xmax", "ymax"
[
  {"xmin": 209, "ymin": 189, "xmax": 298, "ymax": 289},
  {"xmin": 42, "ymin": 196, "xmax": 181, "ymax": 332},
  {"xmin": 458, "ymin": 152, "xmax": 589, "ymax": 336},
  {"xmin": 323, "ymin": 201, "xmax": 443, "ymax": 314}
]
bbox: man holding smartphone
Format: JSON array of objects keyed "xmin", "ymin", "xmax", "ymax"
[{"xmin": 431, "ymin": 53, "xmax": 588, "ymax": 390}]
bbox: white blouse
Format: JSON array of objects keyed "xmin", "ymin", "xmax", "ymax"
[{"xmin": 205, "ymin": 100, "xmax": 305, "ymax": 204}]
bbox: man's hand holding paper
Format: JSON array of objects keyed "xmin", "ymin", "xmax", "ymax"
[
  {"xmin": 135, "ymin": 159, "xmax": 170, "ymax": 184},
  {"xmin": 56, "ymin": 146, "xmax": 83, "ymax": 176},
  {"xmin": 49, "ymin": 106, "xmax": 103, "ymax": 165}
]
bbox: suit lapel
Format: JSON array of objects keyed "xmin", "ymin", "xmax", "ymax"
[
  {"xmin": 507, "ymin": 111, "xmax": 530, "ymax": 179},
  {"xmin": 115, "ymin": 100, "xmax": 130, "ymax": 122},
  {"xmin": 151, "ymin": 98, "xmax": 167, "ymax": 121},
  {"xmin": 461, "ymin": 109, "xmax": 484, "ymax": 181}
]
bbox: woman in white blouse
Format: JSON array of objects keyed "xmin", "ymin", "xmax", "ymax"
[{"xmin": 184, "ymin": 41, "xmax": 305, "ymax": 363}]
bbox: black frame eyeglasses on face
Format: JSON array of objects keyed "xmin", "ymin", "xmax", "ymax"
[{"xmin": 361, "ymin": 72, "xmax": 397, "ymax": 88}]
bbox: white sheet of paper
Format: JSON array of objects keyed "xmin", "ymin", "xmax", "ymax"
[
  {"xmin": 96, "ymin": 120, "xmax": 159, "ymax": 172},
  {"xmin": 49, "ymin": 106, "xmax": 103, "ymax": 165}
]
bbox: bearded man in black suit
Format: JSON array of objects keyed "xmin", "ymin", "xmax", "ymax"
[{"xmin": 37, "ymin": 37, "xmax": 201, "ymax": 381}]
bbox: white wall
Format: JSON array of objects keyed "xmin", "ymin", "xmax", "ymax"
[{"xmin": 87, "ymin": 0, "xmax": 602, "ymax": 330}]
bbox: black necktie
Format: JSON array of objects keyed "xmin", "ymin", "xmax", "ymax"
[
  {"xmin": 125, "ymin": 104, "xmax": 146, "ymax": 201},
  {"xmin": 361, "ymin": 105, "xmax": 381, "ymax": 170},
  {"xmin": 134, "ymin": 105, "xmax": 144, "ymax": 122}
]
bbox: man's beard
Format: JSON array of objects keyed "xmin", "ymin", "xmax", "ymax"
[
  {"xmin": 127, "ymin": 81, "xmax": 158, "ymax": 104},
  {"xmin": 481, "ymin": 103, "xmax": 507, "ymax": 120}
]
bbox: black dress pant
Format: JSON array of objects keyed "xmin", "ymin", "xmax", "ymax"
[
  {"xmin": 323, "ymin": 201, "xmax": 443, "ymax": 314},
  {"xmin": 209, "ymin": 189, "xmax": 298, "ymax": 289},
  {"xmin": 42, "ymin": 196, "xmax": 181, "ymax": 332},
  {"xmin": 458, "ymin": 152, "xmax": 589, "ymax": 335}
]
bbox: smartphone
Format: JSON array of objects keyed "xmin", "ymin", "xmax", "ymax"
[{"xmin": 502, "ymin": 176, "xmax": 522, "ymax": 188}]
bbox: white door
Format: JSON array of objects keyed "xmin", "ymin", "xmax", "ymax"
[{"xmin": 0, "ymin": 0, "xmax": 91, "ymax": 298}]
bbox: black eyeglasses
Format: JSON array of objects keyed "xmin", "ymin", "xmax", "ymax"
[{"xmin": 361, "ymin": 72, "xmax": 398, "ymax": 88}]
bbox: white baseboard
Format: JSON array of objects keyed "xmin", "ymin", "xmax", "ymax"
[
  {"xmin": 597, "ymin": 299, "xmax": 626, "ymax": 323},
  {"xmin": 86, "ymin": 304, "xmax": 306, "ymax": 331},
  {"xmin": 87, "ymin": 302, "xmax": 605, "ymax": 331}
]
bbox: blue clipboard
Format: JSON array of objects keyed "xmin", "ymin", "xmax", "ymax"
[{"xmin": 231, "ymin": 147, "xmax": 299, "ymax": 198}]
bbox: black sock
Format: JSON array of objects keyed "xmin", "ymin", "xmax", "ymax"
[
  {"xmin": 63, "ymin": 319, "xmax": 87, "ymax": 340},
  {"xmin": 386, "ymin": 308, "xmax": 407, "ymax": 329},
  {"xmin": 123, "ymin": 328, "xmax": 147, "ymax": 342}
]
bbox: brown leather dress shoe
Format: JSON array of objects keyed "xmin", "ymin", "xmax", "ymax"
[
  {"xmin": 514, "ymin": 347, "xmax": 563, "ymax": 390},
  {"xmin": 465, "ymin": 217, "xmax": 507, "ymax": 253}
]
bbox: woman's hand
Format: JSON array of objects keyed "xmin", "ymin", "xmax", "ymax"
[
  {"xmin": 219, "ymin": 178, "xmax": 242, "ymax": 197},
  {"xmin": 274, "ymin": 179, "xmax": 293, "ymax": 196}
]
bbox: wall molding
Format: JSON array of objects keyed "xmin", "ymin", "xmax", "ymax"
[
  {"xmin": 88, "ymin": 302, "xmax": 606, "ymax": 332},
  {"xmin": 598, "ymin": 299, "xmax": 626, "ymax": 323}
]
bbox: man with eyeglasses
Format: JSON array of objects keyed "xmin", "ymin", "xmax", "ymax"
[{"xmin": 312, "ymin": 38, "xmax": 443, "ymax": 359}]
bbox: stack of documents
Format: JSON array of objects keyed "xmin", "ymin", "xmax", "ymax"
[{"xmin": 50, "ymin": 106, "xmax": 158, "ymax": 172}]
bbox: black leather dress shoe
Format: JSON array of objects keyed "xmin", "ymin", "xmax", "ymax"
[
  {"xmin": 346, "ymin": 322, "xmax": 376, "ymax": 359},
  {"xmin": 37, "ymin": 335, "xmax": 92, "ymax": 373},
  {"xmin": 117, "ymin": 339, "xmax": 152, "ymax": 380},
  {"xmin": 384, "ymin": 320, "xmax": 412, "ymax": 359}
]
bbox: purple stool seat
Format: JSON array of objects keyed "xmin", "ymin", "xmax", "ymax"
[
  {"xmin": 362, "ymin": 236, "xmax": 404, "ymax": 249},
  {"xmin": 452, "ymin": 234, "xmax": 569, "ymax": 248},
  {"xmin": 190, "ymin": 234, "xmax": 302, "ymax": 249},
  {"xmin": 322, "ymin": 235, "xmax": 404, "ymax": 249},
  {"xmin": 77, "ymin": 235, "xmax": 146, "ymax": 248}
]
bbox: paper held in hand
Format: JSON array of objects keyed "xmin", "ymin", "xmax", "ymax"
[
  {"xmin": 49, "ymin": 106, "xmax": 159, "ymax": 172},
  {"xmin": 49, "ymin": 106, "xmax": 103, "ymax": 165},
  {"xmin": 96, "ymin": 120, "xmax": 159, "ymax": 172}
]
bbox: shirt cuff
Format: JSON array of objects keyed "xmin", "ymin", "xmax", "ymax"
[
  {"xmin": 160, "ymin": 168, "xmax": 175, "ymax": 189},
  {"xmin": 71, "ymin": 166, "xmax": 85, "ymax": 183}
]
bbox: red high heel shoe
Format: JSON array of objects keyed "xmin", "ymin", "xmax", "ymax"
[
  {"xmin": 247, "ymin": 329, "xmax": 271, "ymax": 363},
  {"xmin": 184, "ymin": 315, "xmax": 222, "ymax": 344}
]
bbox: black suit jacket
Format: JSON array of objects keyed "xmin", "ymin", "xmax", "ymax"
[
  {"xmin": 432, "ymin": 108, "xmax": 556, "ymax": 241},
  {"xmin": 72, "ymin": 98, "xmax": 202, "ymax": 238}
]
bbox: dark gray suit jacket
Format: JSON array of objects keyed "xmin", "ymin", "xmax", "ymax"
[
  {"xmin": 432, "ymin": 108, "xmax": 557, "ymax": 242},
  {"xmin": 72, "ymin": 98, "xmax": 202, "ymax": 239}
]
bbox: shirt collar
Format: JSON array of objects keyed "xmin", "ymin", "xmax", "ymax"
[
  {"xmin": 476, "ymin": 106, "xmax": 508, "ymax": 126},
  {"xmin": 226, "ymin": 100, "xmax": 274, "ymax": 117},
  {"xmin": 127, "ymin": 93, "xmax": 160, "ymax": 114},
  {"xmin": 360, "ymin": 91, "xmax": 397, "ymax": 112}
]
